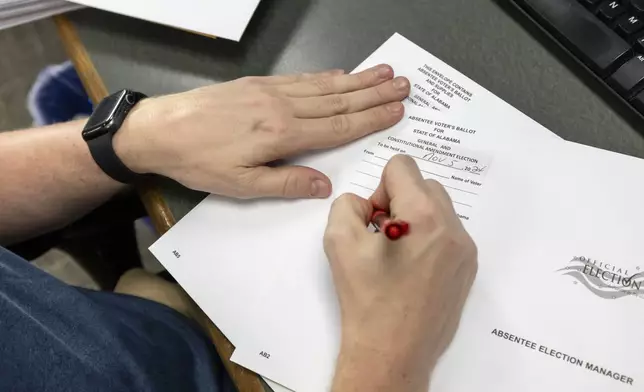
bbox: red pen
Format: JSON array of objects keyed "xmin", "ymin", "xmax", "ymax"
[{"xmin": 370, "ymin": 208, "xmax": 410, "ymax": 241}]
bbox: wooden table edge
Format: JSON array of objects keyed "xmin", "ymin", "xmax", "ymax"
[{"xmin": 53, "ymin": 14, "xmax": 265, "ymax": 392}]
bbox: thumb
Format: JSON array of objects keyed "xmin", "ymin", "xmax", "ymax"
[
  {"xmin": 326, "ymin": 193, "xmax": 373, "ymax": 237},
  {"xmin": 247, "ymin": 166, "xmax": 333, "ymax": 199},
  {"xmin": 324, "ymin": 193, "xmax": 373, "ymax": 260}
]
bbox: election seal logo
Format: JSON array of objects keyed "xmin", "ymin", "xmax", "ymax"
[{"xmin": 558, "ymin": 256, "xmax": 644, "ymax": 300}]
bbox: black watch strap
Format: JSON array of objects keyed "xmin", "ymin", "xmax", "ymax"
[
  {"xmin": 83, "ymin": 90, "xmax": 150, "ymax": 184},
  {"xmin": 86, "ymin": 134, "xmax": 145, "ymax": 184}
]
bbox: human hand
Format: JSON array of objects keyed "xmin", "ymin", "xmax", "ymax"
[
  {"xmin": 114, "ymin": 65, "xmax": 410, "ymax": 199},
  {"xmin": 324, "ymin": 155, "xmax": 477, "ymax": 391}
]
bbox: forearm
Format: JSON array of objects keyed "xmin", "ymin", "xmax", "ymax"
[{"xmin": 0, "ymin": 120, "xmax": 124, "ymax": 245}]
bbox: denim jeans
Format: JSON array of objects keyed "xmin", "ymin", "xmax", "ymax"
[{"xmin": 0, "ymin": 247, "xmax": 235, "ymax": 392}]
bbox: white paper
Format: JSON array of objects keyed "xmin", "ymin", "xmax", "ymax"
[
  {"xmin": 338, "ymin": 127, "xmax": 492, "ymax": 222},
  {"xmin": 149, "ymin": 105, "xmax": 547, "ymax": 391},
  {"xmin": 231, "ymin": 126, "xmax": 644, "ymax": 392},
  {"xmin": 430, "ymin": 140, "xmax": 644, "ymax": 392},
  {"xmin": 67, "ymin": 0, "xmax": 261, "ymax": 41},
  {"xmin": 227, "ymin": 115, "xmax": 493, "ymax": 390},
  {"xmin": 150, "ymin": 31, "xmax": 560, "ymax": 350},
  {"xmin": 149, "ymin": 104, "xmax": 504, "ymax": 348},
  {"xmin": 149, "ymin": 33, "xmax": 565, "ymax": 390},
  {"xmin": 353, "ymin": 33, "xmax": 560, "ymax": 143}
]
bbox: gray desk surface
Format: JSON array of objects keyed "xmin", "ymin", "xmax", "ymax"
[{"xmin": 68, "ymin": 0, "xmax": 644, "ymax": 221}]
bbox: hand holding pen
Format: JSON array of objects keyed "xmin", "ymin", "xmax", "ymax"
[{"xmin": 323, "ymin": 154, "xmax": 478, "ymax": 391}]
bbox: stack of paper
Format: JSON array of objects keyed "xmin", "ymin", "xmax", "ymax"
[
  {"xmin": 1, "ymin": 0, "xmax": 263, "ymax": 41},
  {"xmin": 150, "ymin": 34, "xmax": 644, "ymax": 392},
  {"xmin": 67, "ymin": 0, "xmax": 262, "ymax": 41},
  {"xmin": 0, "ymin": 0, "xmax": 82, "ymax": 30}
]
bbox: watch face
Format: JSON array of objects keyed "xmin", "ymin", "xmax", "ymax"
[{"xmin": 82, "ymin": 90, "xmax": 128, "ymax": 141}]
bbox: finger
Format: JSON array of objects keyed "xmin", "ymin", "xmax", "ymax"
[
  {"xmin": 424, "ymin": 179, "xmax": 454, "ymax": 209},
  {"xmin": 261, "ymin": 69, "xmax": 345, "ymax": 85},
  {"xmin": 278, "ymin": 64, "xmax": 394, "ymax": 98},
  {"xmin": 290, "ymin": 77, "xmax": 410, "ymax": 118},
  {"xmin": 370, "ymin": 154, "xmax": 427, "ymax": 212},
  {"xmin": 325, "ymin": 193, "xmax": 373, "ymax": 246},
  {"xmin": 244, "ymin": 166, "xmax": 333, "ymax": 199},
  {"xmin": 287, "ymin": 102, "xmax": 404, "ymax": 153},
  {"xmin": 424, "ymin": 179, "xmax": 461, "ymax": 222}
]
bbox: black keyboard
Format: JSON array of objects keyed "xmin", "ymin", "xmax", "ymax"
[{"xmin": 510, "ymin": 0, "xmax": 644, "ymax": 116}]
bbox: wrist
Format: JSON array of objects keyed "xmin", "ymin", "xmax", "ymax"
[
  {"xmin": 335, "ymin": 335, "xmax": 434, "ymax": 392},
  {"xmin": 112, "ymin": 97, "xmax": 161, "ymax": 174},
  {"xmin": 336, "ymin": 320, "xmax": 440, "ymax": 386}
]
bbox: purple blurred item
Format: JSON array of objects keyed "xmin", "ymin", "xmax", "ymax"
[{"xmin": 28, "ymin": 61, "xmax": 93, "ymax": 126}]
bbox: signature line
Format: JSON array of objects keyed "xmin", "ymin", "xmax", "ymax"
[
  {"xmin": 356, "ymin": 171, "xmax": 478, "ymax": 196},
  {"xmin": 375, "ymin": 153, "xmax": 483, "ymax": 176},
  {"xmin": 409, "ymin": 155, "xmax": 482, "ymax": 176},
  {"xmin": 356, "ymin": 170, "xmax": 381, "ymax": 179},
  {"xmin": 443, "ymin": 185, "xmax": 478, "ymax": 195},
  {"xmin": 374, "ymin": 155, "xmax": 456, "ymax": 179},
  {"xmin": 373, "ymin": 156, "xmax": 450, "ymax": 179},
  {"xmin": 362, "ymin": 159, "xmax": 385, "ymax": 168},
  {"xmin": 350, "ymin": 182, "xmax": 376, "ymax": 192}
]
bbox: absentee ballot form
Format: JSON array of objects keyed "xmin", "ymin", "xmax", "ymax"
[
  {"xmin": 226, "ymin": 112, "xmax": 644, "ymax": 392},
  {"xmin": 150, "ymin": 33, "xmax": 644, "ymax": 392}
]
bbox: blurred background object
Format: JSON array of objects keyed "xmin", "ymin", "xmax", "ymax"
[{"xmin": 0, "ymin": 0, "xmax": 82, "ymax": 31}]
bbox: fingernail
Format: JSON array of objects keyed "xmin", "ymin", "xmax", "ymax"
[
  {"xmin": 376, "ymin": 64, "xmax": 393, "ymax": 78},
  {"xmin": 311, "ymin": 179, "xmax": 331, "ymax": 198},
  {"xmin": 393, "ymin": 76, "xmax": 409, "ymax": 90},
  {"xmin": 386, "ymin": 102, "xmax": 404, "ymax": 115}
]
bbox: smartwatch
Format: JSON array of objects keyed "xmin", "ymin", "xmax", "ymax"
[{"xmin": 82, "ymin": 89, "xmax": 148, "ymax": 184}]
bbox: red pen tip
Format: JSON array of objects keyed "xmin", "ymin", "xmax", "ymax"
[{"xmin": 385, "ymin": 224, "xmax": 403, "ymax": 240}]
